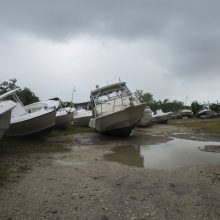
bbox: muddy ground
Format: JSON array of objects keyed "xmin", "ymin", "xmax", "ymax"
[{"xmin": 0, "ymin": 123, "xmax": 220, "ymax": 220}]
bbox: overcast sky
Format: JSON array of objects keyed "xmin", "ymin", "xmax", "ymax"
[{"xmin": 0, "ymin": 0, "xmax": 220, "ymax": 104}]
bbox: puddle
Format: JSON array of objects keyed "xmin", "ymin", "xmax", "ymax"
[
  {"xmin": 104, "ymin": 138, "xmax": 220, "ymax": 170},
  {"xmin": 77, "ymin": 138, "xmax": 95, "ymax": 145}
]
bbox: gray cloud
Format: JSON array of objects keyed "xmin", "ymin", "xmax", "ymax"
[
  {"xmin": 1, "ymin": 1, "xmax": 218, "ymax": 40},
  {"xmin": 1, "ymin": 0, "xmax": 220, "ymax": 79},
  {"xmin": 0, "ymin": 0, "xmax": 220, "ymax": 102}
]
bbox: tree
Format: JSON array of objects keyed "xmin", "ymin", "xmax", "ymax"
[
  {"xmin": 135, "ymin": 90, "xmax": 153, "ymax": 105},
  {"xmin": 0, "ymin": 78, "xmax": 39, "ymax": 105},
  {"xmin": 0, "ymin": 78, "xmax": 19, "ymax": 95},
  {"xmin": 17, "ymin": 87, "xmax": 39, "ymax": 106},
  {"xmin": 191, "ymin": 101, "xmax": 202, "ymax": 115},
  {"xmin": 161, "ymin": 100, "xmax": 183, "ymax": 112},
  {"xmin": 210, "ymin": 103, "xmax": 220, "ymax": 115}
]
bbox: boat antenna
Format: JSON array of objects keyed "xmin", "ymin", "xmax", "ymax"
[
  {"xmin": 71, "ymin": 86, "xmax": 76, "ymax": 107},
  {"xmin": 184, "ymin": 96, "xmax": 189, "ymax": 106}
]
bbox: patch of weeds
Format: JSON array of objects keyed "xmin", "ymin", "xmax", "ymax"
[
  {"xmin": 0, "ymin": 166, "xmax": 9, "ymax": 187},
  {"xmin": 0, "ymin": 137, "xmax": 69, "ymax": 156},
  {"xmin": 18, "ymin": 165, "xmax": 32, "ymax": 172},
  {"xmin": 0, "ymin": 137, "xmax": 71, "ymax": 187},
  {"xmin": 169, "ymin": 118, "xmax": 220, "ymax": 134},
  {"xmin": 49, "ymin": 126, "xmax": 95, "ymax": 137}
]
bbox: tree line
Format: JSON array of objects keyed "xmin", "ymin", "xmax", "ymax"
[{"xmin": 135, "ymin": 90, "xmax": 220, "ymax": 115}]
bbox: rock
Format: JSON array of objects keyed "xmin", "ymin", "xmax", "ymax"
[
  {"xmin": 129, "ymin": 196, "xmax": 137, "ymax": 201},
  {"xmin": 169, "ymin": 183, "xmax": 176, "ymax": 188}
]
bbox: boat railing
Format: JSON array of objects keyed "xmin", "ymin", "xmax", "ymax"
[{"xmin": 94, "ymin": 93, "xmax": 139, "ymax": 117}]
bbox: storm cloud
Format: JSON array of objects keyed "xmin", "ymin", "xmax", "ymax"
[{"xmin": 0, "ymin": 0, "xmax": 220, "ymax": 102}]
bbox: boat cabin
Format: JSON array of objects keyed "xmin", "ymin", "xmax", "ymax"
[{"xmin": 90, "ymin": 82, "xmax": 138, "ymax": 117}]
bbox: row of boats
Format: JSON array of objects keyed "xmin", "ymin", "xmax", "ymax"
[
  {"xmin": 0, "ymin": 89, "xmax": 92, "ymax": 138},
  {"xmin": 0, "ymin": 82, "xmax": 147, "ymax": 138},
  {"xmin": 0, "ymin": 81, "xmax": 216, "ymax": 139},
  {"xmin": 137, "ymin": 106, "xmax": 215, "ymax": 128},
  {"xmin": 171, "ymin": 108, "xmax": 215, "ymax": 119}
]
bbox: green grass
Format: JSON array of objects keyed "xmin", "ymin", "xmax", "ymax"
[
  {"xmin": 169, "ymin": 117, "xmax": 220, "ymax": 134},
  {"xmin": 49, "ymin": 126, "xmax": 95, "ymax": 137},
  {"xmin": 0, "ymin": 138, "xmax": 69, "ymax": 155}
]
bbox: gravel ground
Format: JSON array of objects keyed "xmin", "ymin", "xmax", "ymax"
[{"xmin": 0, "ymin": 123, "xmax": 220, "ymax": 220}]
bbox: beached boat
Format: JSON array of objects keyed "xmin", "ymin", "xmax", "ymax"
[
  {"xmin": 25, "ymin": 99, "xmax": 74, "ymax": 129},
  {"xmin": 170, "ymin": 111, "xmax": 182, "ymax": 119},
  {"xmin": 89, "ymin": 82, "xmax": 146, "ymax": 136},
  {"xmin": 181, "ymin": 109, "xmax": 193, "ymax": 118},
  {"xmin": 152, "ymin": 109, "xmax": 171, "ymax": 124},
  {"xmin": 0, "ymin": 97, "xmax": 16, "ymax": 138},
  {"xmin": 74, "ymin": 109, "xmax": 92, "ymax": 127},
  {"xmin": 197, "ymin": 107, "xmax": 214, "ymax": 119},
  {"xmin": 137, "ymin": 107, "xmax": 153, "ymax": 127},
  {"xmin": 74, "ymin": 102, "xmax": 92, "ymax": 127},
  {"xmin": 1, "ymin": 89, "xmax": 56, "ymax": 137}
]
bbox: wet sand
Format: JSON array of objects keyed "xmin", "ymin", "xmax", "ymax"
[{"xmin": 0, "ymin": 123, "xmax": 220, "ymax": 219}]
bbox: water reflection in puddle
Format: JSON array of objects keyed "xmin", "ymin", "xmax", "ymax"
[{"xmin": 104, "ymin": 138, "xmax": 220, "ymax": 170}]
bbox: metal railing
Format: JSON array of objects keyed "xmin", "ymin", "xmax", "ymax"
[{"xmin": 93, "ymin": 92, "xmax": 139, "ymax": 117}]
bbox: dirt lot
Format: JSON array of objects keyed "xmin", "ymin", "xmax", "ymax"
[{"xmin": 0, "ymin": 121, "xmax": 220, "ymax": 220}]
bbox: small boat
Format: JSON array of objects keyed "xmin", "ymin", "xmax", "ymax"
[
  {"xmin": 74, "ymin": 109, "xmax": 92, "ymax": 127},
  {"xmin": 181, "ymin": 109, "xmax": 193, "ymax": 118},
  {"xmin": 137, "ymin": 107, "xmax": 153, "ymax": 127},
  {"xmin": 25, "ymin": 99, "xmax": 74, "ymax": 129},
  {"xmin": 152, "ymin": 109, "xmax": 171, "ymax": 124},
  {"xmin": 89, "ymin": 82, "xmax": 146, "ymax": 136},
  {"xmin": 74, "ymin": 102, "xmax": 92, "ymax": 127},
  {"xmin": 170, "ymin": 111, "xmax": 182, "ymax": 119},
  {"xmin": 2, "ymin": 89, "xmax": 56, "ymax": 137},
  {"xmin": 0, "ymin": 98, "xmax": 16, "ymax": 139},
  {"xmin": 197, "ymin": 107, "xmax": 214, "ymax": 119}
]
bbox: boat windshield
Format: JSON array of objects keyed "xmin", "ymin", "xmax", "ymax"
[{"xmin": 94, "ymin": 89, "xmax": 131, "ymax": 104}]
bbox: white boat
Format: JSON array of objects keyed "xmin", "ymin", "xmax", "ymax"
[
  {"xmin": 74, "ymin": 109, "xmax": 92, "ymax": 127},
  {"xmin": 137, "ymin": 107, "xmax": 153, "ymax": 127},
  {"xmin": 73, "ymin": 102, "xmax": 92, "ymax": 127},
  {"xmin": 170, "ymin": 111, "xmax": 182, "ymax": 119},
  {"xmin": 152, "ymin": 109, "xmax": 171, "ymax": 124},
  {"xmin": 197, "ymin": 107, "xmax": 214, "ymax": 119},
  {"xmin": 0, "ymin": 98, "xmax": 16, "ymax": 139},
  {"xmin": 89, "ymin": 82, "xmax": 146, "ymax": 136},
  {"xmin": 55, "ymin": 108, "xmax": 74, "ymax": 128},
  {"xmin": 25, "ymin": 99, "xmax": 74, "ymax": 129},
  {"xmin": 181, "ymin": 109, "xmax": 193, "ymax": 118},
  {"xmin": 1, "ymin": 89, "xmax": 56, "ymax": 137}
]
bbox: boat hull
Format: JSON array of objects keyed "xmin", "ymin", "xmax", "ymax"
[
  {"xmin": 197, "ymin": 111, "xmax": 214, "ymax": 119},
  {"xmin": 74, "ymin": 115, "xmax": 92, "ymax": 127},
  {"xmin": 89, "ymin": 103, "xmax": 146, "ymax": 136},
  {"xmin": 137, "ymin": 116, "xmax": 152, "ymax": 127},
  {"xmin": 55, "ymin": 111, "xmax": 73, "ymax": 129},
  {"xmin": 0, "ymin": 110, "xmax": 12, "ymax": 139},
  {"xmin": 152, "ymin": 115, "xmax": 170, "ymax": 124},
  {"xmin": 6, "ymin": 110, "xmax": 56, "ymax": 137},
  {"xmin": 181, "ymin": 112, "xmax": 193, "ymax": 118}
]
